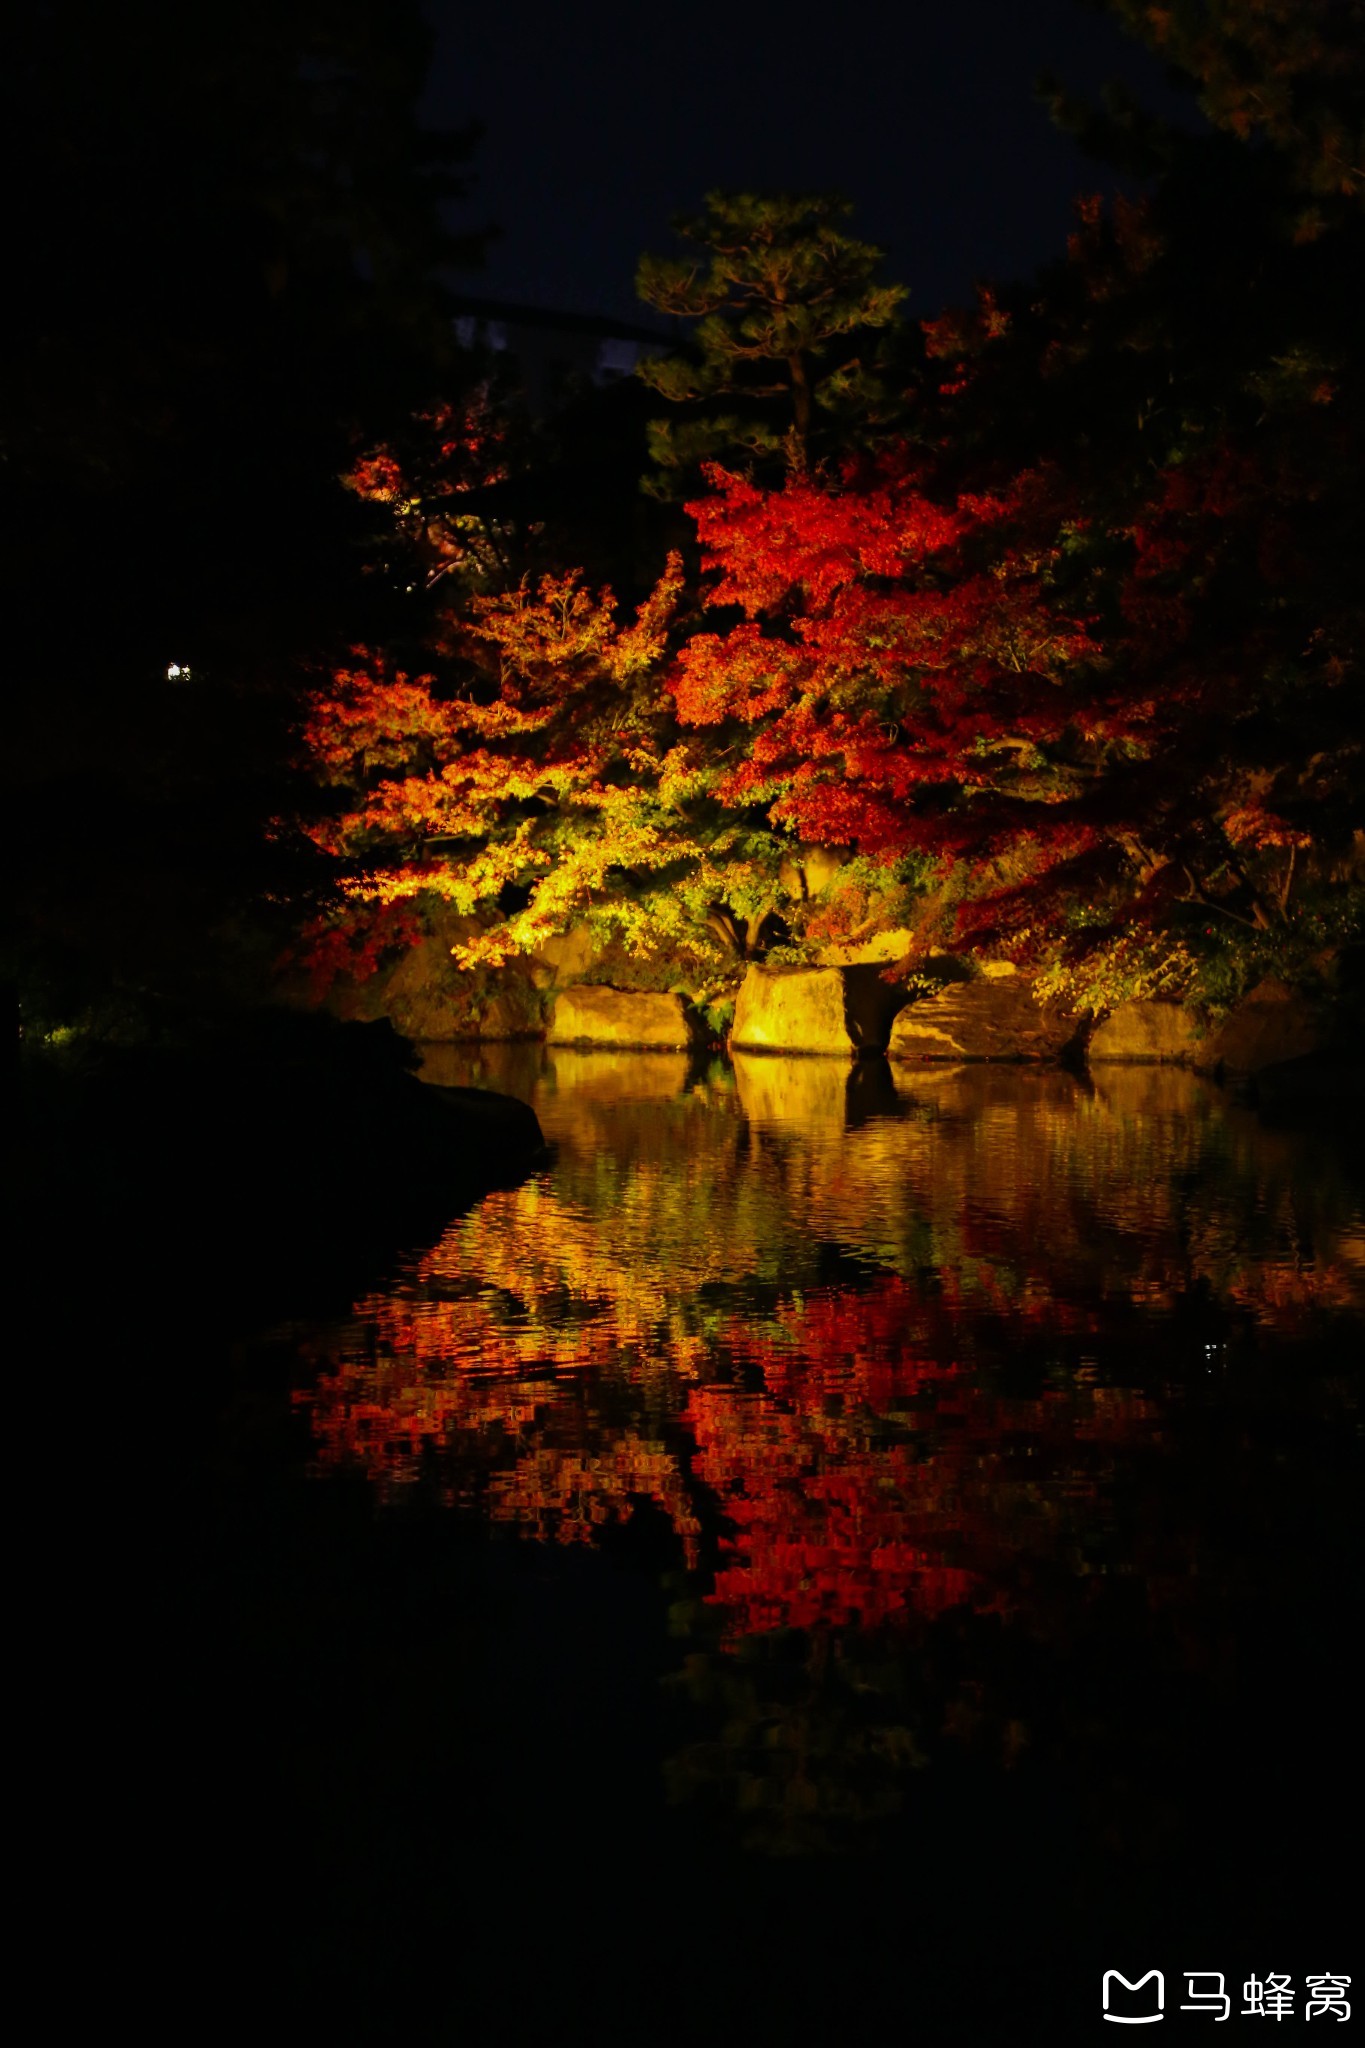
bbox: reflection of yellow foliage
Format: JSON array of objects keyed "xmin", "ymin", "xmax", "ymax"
[
  {"xmin": 731, "ymin": 1052, "xmax": 851, "ymax": 1128},
  {"xmin": 492, "ymin": 1437, "xmax": 701, "ymax": 1565},
  {"xmin": 299, "ymin": 1050, "xmax": 1365, "ymax": 1641},
  {"xmin": 544, "ymin": 1049, "xmax": 692, "ymax": 1102}
]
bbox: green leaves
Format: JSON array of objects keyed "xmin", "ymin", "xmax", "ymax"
[{"xmin": 636, "ymin": 190, "xmax": 909, "ymax": 490}]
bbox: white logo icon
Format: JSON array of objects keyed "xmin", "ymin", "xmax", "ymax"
[{"xmin": 1103, "ymin": 1970, "xmax": 1165, "ymax": 2024}]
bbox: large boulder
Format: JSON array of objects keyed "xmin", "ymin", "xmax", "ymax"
[
  {"xmin": 419, "ymin": 1081, "xmax": 546, "ymax": 1162},
  {"xmin": 1088, "ymin": 1001, "xmax": 1206, "ymax": 1063},
  {"xmin": 1200, "ymin": 977, "xmax": 1331, "ymax": 1075},
  {"xmin": 18, "ymin": 1012, "xmax": 548, "ymax": 1318},
  {"xmin": 887, "ymin": 974, "xmax": 1079, "ymax": 1062},
  {"xmin": 527, "ymin": 922, "xmax": 600, "ymax": 989},
  {"xmin": 548, "ymin": 984, "xmax": 697, "ymax": 1048},
  {"xmin": 378, "ymin": 936, "xmax": 543, "ymax": 1040},
  {"xmin": 730, "ymin": 964, "xmax": 905, "ymax": 1055},
  {"xmin": 313, "ymin": 911, "xmax": 544, "ymax": 1042}
]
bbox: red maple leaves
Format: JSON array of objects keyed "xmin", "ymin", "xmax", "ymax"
[{"xmin": 670, "ymin": 457, "xmax": 1101, "ymax": 869}]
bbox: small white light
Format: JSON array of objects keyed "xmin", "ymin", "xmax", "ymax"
[{"xmin": 166, "ymin": 662, "xmax": 192, "ymax": 682}]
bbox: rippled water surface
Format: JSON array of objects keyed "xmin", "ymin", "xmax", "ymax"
[
  {"xmin": 287, "ymin": 1048, "xmax": 1362, "ymax": 1880},
  {"xmin": 186, "ymin": 1041, "xmax": 1364, "ymax": 2042}
]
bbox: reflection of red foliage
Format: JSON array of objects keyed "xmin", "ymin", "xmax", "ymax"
[
  {"xmin": 688, "ymin": 1378, "xmax": 981, "ymax": 1635},
  {"xmin": 301, "ymin": 1252, "xmax": 1161, "ymax": 1648},
  {"xmin": 687, "ymin": 1282, "xmax": 978, "ymax": 1637},
  {"xmin": 679, "ymin": 1280, "xmax": 1166, "ymax": 1640}
]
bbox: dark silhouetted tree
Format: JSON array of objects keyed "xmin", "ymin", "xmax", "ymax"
[
  {"xmin": 5, "ymin": 0, "xmax": 487, "ymax": 1029},
  {"xmin": 636, "ymin": 191, "xmax": 907, "ymax": 492}
]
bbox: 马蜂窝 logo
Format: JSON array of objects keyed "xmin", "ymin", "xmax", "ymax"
[{"xmin": 1103, "ymin": 1970, "xmax": 1165, "ymax": 2024}]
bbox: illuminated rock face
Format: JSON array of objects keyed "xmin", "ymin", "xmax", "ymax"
[
  {"xmin": 548, "ymin": 984, "xmax": 696, "ymax": 1048},
  {"xmin": 528, "ymin": 923, "xmax": 599, "ymax": 989},
  {"xmin": 1089, "ymin": 1001, "xmax": 1206, "ymax": 1062},
  {"xmin": 888, "ymin": 976, "xmax": 1079, "ymax": 1062},
  {"xmin": 324, "ymin": 929, "xmax": 544, "ymax": 1040},
  {"xmin": 1200, "ymin": 978, "xmax": 1329, "ymax": 1073},
  {"xmin": 731, "ymin": 964, "xmax": 905, "ymax": 1054}
]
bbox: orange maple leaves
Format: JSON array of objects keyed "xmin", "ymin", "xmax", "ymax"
[{"xmin": 300, "ymin": 557, "xmax": 693, "ymax": 965}]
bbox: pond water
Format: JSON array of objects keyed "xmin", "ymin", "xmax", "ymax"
[{"xmin": 239, "ymin": 1048, "xmax": 1361, "ymax": 2034}]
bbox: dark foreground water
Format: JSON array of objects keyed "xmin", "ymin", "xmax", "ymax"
[{"xmin": 104, "ymin": 1048, "xmax": 1361, "ymax": 2040}]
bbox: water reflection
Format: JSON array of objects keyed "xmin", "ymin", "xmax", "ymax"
[{"xmin": 296, "ymin": 1048, "xmax": 1363, "ymax": 1847}]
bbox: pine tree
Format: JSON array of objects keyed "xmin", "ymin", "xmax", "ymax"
[
  {"xmin": 635, "ymin": 191, "xmax": 907, "ymax": 492},
  {"xmin": 1102, "ymin": 0, "xmax": 1364, "ymax": 231}
]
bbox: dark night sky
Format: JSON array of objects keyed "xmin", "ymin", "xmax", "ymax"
[{"xmin": 424, "ymin": 0, "xmax": 1199, "ymax": 326}]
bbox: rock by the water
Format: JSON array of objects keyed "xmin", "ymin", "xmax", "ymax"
[
  {"xmin": 1200, "ymin": 977, "xmax": 1330, "ymax": 1074},
  {"xmin": 887, "ymin": 975, "xmax": 1079, "ymax": 1062},
  {"xmin": 730, "ymin": 964, "xmax": 905, "ymax": 1055},
  {"xmin": 316, "ymin": 913, "xmax": 544, "ymax": 1042},
  {"xmin": 548, "ymin": 985, "xmax": 697, "ymax": 1048},
  {"xmin": 528, "ymin": 922, "xmax": 600, "ymax": 989},
  {"xmin": 377, "ymin": 935, "xmax": 543, "ymax": 1040},
  {"xmin": 1088, "ymin": 1001, "xmax": 1206, "ymax": 1063},
  {"xmin": 18, "ymin": 1011, "xmax": 548, "ymax": 1317},
  {"xmin": 419, "ymin": 1082, "xmax": 545, "ymax": 1160}
]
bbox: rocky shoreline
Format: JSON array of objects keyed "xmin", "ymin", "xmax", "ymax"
[{"xmin": 318, "ymin": 934, "xmax": 1362, "ymax": 1085}]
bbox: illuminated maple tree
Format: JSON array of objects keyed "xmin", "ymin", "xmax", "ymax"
[
  {"xmin": 665, "ymin": 452, "xmax": 1102, "ymax": 962},
  {"xmin": 660, "ymin": 147, "xmax": 1363, "ymax": 1005},
  {"xmin": 673, "ymin": 457, "xmax": 1097, "ymax": 844},
  {"xmin": 300, "ymin": 522, "xmax": 815, "ymax": 992},
  {"xmin": 300, "ymin": 553, "xmax": 788, "ymax": 982},
  {"xmin": 297, "ymin": 83, "xmax": 1363, "ymax": 1015},
  {"xmin": 929, "ymin": 170, "xmax": 1363, "ymax": 1003}
]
